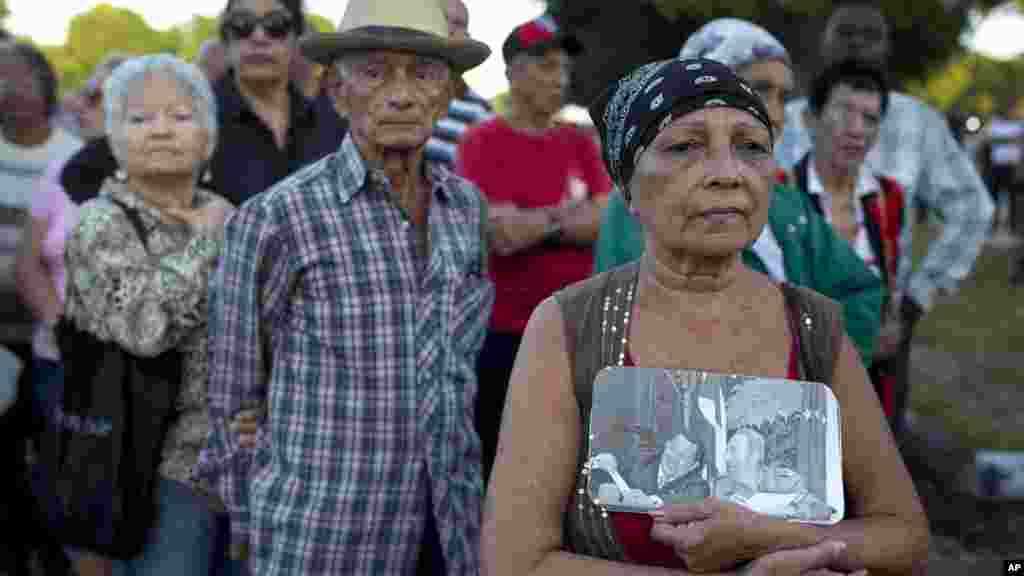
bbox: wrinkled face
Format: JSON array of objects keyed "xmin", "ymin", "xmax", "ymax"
[
  {"xmin": 223, "ymin": 0, "xmax": 297, "ymax": 84},
  {"xmin": 510, "ymin": 48, "xmax": 570, "ymax": 117},
  {"xmin": 739, "ymin": 59, "xmax": 793, "ymax": 139},
  {"xmin": 0, "ymin": 51, "xmax": 47, "ymax": 124},
  {"xmin": 114, "ymin": 72, "xmax": 210, "ymax": 181},
  {"xmin": 629, "ymin": 107, "xmax": 775, "ymax": 261},
  {"xmin": 726, "ymin": 433, "xmax": 762, "ymax": 489},
  {"xmin": 811, "ymin": 83, "xmax": 882, "ymax": 174},
  {"xmin": 445, "ymin": 0, "xmax": 470, "ymax": 40},
  {"xmin": 340, "ymin": 51, "xmax": 452, "ymax": 154},
  {"xmin": 822, "ymin": 6, "xmax": 890, "ymax": 66}
]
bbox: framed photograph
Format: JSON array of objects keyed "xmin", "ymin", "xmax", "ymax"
[{"xmin": 586, "ymin": 367, "xmax": 843, "ymax": 525}]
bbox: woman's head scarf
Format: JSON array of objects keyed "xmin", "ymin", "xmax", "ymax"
[
  {"xmin": 588, "ymin": 57, "xmax": 773, "ymax": 192},
  {"xmin": 678, "ymin": 18, "xmax": 790, "ymax": 74}
]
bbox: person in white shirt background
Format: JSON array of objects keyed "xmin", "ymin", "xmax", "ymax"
[
  {"xmin": 984, "ymin": 107, "xmax": 1024, "ymax": 231},
  {"xmin": 776, "ymin": 3, "xmax": 995, "ymax": 436}
]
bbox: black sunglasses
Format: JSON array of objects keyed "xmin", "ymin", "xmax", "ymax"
[{"xmin": 225, "ymin": 11, "xmax": 295, "ymax": 41}]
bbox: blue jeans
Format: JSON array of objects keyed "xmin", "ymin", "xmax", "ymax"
[
  {"xmin": 50, "ymin": 479, "xmax": 229, "ymax": 575},
  {"xmin": 109, "ymin": 478, "xmax": 229, "ymax": 576},
  {"xmin": 32, "ymin": 359, "xmax": 232, "ymax": 574}
]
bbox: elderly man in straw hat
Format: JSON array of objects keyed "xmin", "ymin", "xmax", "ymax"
[{"xmin": 203, "ymin": 1, "xmax": 494, "ymax": 573}]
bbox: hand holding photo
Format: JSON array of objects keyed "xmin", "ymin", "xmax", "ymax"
[{"xmin": 587, "ymin": 367, "xmax": 844, "ymax": 524}]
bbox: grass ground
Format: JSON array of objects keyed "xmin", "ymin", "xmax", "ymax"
[{"xmin": 908, "ymin": 223, "xmax": 1024, "ymax": 451}]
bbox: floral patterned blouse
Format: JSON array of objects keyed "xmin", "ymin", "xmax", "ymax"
[{"xmin": 64, "ymin": 178, "xmax": 229, "ymax": 487}]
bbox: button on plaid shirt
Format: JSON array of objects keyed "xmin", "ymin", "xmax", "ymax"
[{"xmin": 202, "ymin": 135, "xmax": 494, "ymax": 574}]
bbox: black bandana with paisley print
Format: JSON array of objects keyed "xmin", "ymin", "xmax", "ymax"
[{"xmin": 588, "ymin": 57, "xmax": 774, "ymax": 192}]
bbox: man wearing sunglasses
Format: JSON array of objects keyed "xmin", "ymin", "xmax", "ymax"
[{"xmin": 206, "ymin": 0, "xmax": 344, "ymax": 207}]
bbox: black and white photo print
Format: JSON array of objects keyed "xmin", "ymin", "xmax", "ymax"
[{"xmin": 588, "ymin": 367, "xmax": 843, "ymax": 524}]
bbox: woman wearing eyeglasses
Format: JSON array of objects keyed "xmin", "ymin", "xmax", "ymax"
[{"xmin": 206, "ymin": 0, "xmax": 345, "ymax": 207}]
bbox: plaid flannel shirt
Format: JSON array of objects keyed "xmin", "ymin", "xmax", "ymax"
[
  {"xmin": 201, "ymin": 134, "xmax": 494, "ymax": 575},
  {"xmin": 777, "ymin": 92, "xmax": 994, "ymax": 310}
]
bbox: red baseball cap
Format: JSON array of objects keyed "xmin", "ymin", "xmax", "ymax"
[{"xmin": 502, "ymin": 15, "xmax": 583, "ymax": 63}]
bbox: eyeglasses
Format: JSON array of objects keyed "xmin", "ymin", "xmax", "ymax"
[{"xmin": 224, "ymin": 11, "xmax": 295, "ymax": 41}]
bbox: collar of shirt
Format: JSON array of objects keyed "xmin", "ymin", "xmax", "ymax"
[
  {"xmin": 335, "ymin": 133, "xmax": 458, "ymax": 207},
  {"xmin": 215, "ymin": 69, "xmax": 314, "ymax": 129},
  {"xmin": 101, "ymin": 178, "xmax": 214, "ymax": 216},
  {"xmin": 805, "ymin": 155, "xmax": 881, "ymax": 207}
]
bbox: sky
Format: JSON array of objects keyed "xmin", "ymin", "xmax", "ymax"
[
  {"xmin": 5, "ymin": 0, "xmax": 1024, "ymax": 99},
  {"xmin": 5, "ymin": 0, "xmax": 545, "ymax": 98}
]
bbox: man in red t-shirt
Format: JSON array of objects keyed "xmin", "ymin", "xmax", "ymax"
[{"xmin": 457, "ymin": 15, "xmax": 612, "ymax": 482}]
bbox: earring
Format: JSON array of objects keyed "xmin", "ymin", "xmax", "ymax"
[
  {"xmin": 200, "ymin": 168, "xmax": 212, "ymax": 185},
  {"xmin": 114, "ymin": 169, "xmax": 127, "ymax": 182}
]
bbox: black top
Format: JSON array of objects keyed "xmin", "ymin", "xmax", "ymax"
[
  {"xmin": 60, "ymin": 136, "xmax": 118, "ymax": 205},
  {"xmin": 207, "ymin": 71, "xmax": 346, "ymax": 207}
]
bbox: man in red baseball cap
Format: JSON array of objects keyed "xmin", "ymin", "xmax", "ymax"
[{"xmin": 457, "ymin": 15, "xmax": 611, "ymax": 484}]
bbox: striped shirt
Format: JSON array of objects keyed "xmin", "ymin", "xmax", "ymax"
[
  {"xmin": 202, "ymin": 134, "xmax": 494, "ymax": 575},
  {"xmin": 424, "ymin": 89, "xmax": 493, "ymax": 167}
]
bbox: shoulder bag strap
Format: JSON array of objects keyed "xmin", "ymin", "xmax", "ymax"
[{"xmin": 107, "ymin": 198, "xmax": 152, "ymax": 255}]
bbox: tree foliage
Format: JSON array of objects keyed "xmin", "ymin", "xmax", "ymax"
[
  {"xmin": 65, "ymin": 4, "xmax": 181, "ymax": 70},
  {"xmin": 908, "ymin": 53, "xmax": 1024, "ymax": 117},
  {"xmin": 491, "ymin": 91, "xmax": 511, "ymax": 116},
  {"xmin": 177, "ymin": 15, "xmax": 220, "ymax": 63},
  {"xmin": 544, "ymin": 0, "xmax": 1006, "ymax": 104},
  {"xmin": 306, "ymin": 13, "xmax": 335, "ymax": 34}
]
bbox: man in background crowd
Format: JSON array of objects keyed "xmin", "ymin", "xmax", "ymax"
[
  {"xmin": 424, "ymin": 0, "xmax": 493, "ymax": 167},
  {"xmin": 984, "ymin": 105, "xmax": 1023, "ymax": 232},
  {"xmin": 776, "ymin": 3, "xmax": 994, "ymax": 436},
  {"xmin": 457, "ymin": 15, "xmax": 612, "ymax": 483}
]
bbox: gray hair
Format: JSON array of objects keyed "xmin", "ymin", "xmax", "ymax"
[
  {"xmin": 679, "ymin": 19, "xmax": 790, "ymax": 74},
  {"xmin": 104, "ymin": 54, "xmax": 219, "ymax": 167}
]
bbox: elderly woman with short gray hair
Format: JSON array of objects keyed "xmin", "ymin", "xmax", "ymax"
[{"xmin": 64, "ymin": 54, "xmax": 233, "ymax": 576}]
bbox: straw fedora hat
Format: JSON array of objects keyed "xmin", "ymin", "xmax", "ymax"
[{"xmin": 300, "ymin": 0, "xmax": 491, "ymax": 73}]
